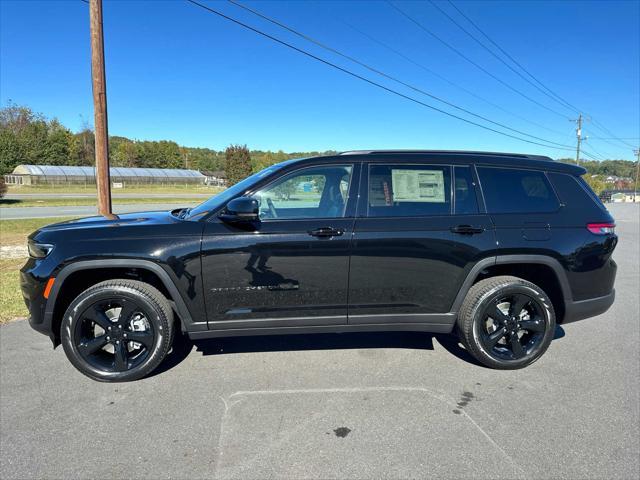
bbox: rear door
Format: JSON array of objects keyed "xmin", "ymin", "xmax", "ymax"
[
  {"xmin": 347, "ymin": 162, "xmax": 496, "ymax": 324},
  {"xmin": 476, "ymin": 166, "xmax": 560, "ymax": 246}
]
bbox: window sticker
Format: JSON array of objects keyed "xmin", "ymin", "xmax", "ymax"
[{"xmin": 391, "ymin": 169, "xmax": 445, "ymax": 202}]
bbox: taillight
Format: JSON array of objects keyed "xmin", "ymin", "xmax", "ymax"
[{"xmin": 587, "ymin": 223, "xmax": 615, "ymax": 235}]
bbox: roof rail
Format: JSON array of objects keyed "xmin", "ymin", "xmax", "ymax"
[{"xmin": 338, "ymin": 149, "xmax": 550, "ymax": 161}]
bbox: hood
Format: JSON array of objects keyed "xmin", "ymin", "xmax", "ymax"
[{"xmin": 31, "ymin": 210, "xmax": 183, "ymax": 238}]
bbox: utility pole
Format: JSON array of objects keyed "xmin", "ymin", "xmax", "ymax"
[
  {"xmin": 572, "ymin": 114, "xmax": 583, "ymax": 165},
  {"xmin": 634, "ymin": 148, "xmax": 639, "ymax": 203},
  {"xmin": 89, "ymin": 0, "xmax": 112, "ymax": 216}
]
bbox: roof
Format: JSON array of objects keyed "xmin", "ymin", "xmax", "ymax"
[
  {"xmin": 293, "ymin": 150, "xmax": 585, "ymax": 175},
  {"xmin": 12, "ymin": 165, "xmax": 205, "ymax": 178}
]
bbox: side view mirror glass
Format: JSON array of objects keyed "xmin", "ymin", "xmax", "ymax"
[{"xmin": 219, "ymin": 196, "xmax": 260, "ymax": 224}]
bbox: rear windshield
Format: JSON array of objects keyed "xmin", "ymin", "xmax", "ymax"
[{"xmin": 477, "ymin": 167, "xmax": 559, "ymax": 214}]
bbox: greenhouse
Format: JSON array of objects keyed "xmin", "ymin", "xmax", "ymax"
[{"xmin": 5, "ymin": 165, "xmax": 206, "ymax": 186}]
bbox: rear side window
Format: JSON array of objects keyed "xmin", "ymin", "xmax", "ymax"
[
  {"xmin": 454, "ymin": 166, "xmax": 479, "ymax": 214},
  {"xmin": 477, "ymin": 167, "xmax": 559, "ymax": 214},
  {"xmin": 368, "ymin": 164, "xmax": 451, "ymax": 217},
  {"xmin": 547, "ymin": 172, "xmax": 608, "ymax": 214}
]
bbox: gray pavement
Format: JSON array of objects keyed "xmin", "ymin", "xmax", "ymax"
[
  {"xmin": 1, "ymin": 203, "xmax": 638, "ymax": 479},
  {"xmin": 4, "ymin": 193, "xmax": 211, "ymax": 199},
  {"xmin": 0, "ymin": 203, "xmax": 197, "ymax": 220}
]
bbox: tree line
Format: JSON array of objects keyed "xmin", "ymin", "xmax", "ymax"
[
  {"xmin": 0, "ymin": 104, "xmax": 335, "ymax": 179},
  {"xmin": 1, "ymin": 103, "xmax": 636, "ymax": 190}
]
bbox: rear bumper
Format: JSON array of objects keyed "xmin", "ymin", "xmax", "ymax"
[{"xmin": 561, "ymin": 289, "xmax": 615, "ymax": 324}]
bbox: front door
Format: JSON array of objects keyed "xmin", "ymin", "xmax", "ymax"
[
  {"xmin": 348, "ymin": 162, "xmax": 496, "ymax": 324},
  {"xmin": 201, "ymin": 163, "xmax": 359, "ymax": 330}
]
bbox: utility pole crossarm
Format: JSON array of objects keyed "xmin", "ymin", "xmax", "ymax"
[{"xmin": 89, "ymin": 0, "xmax": 112, "ymax": 216}]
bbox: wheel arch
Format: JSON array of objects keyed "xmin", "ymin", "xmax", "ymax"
[
  {"xmin": 45, "ymin": 259, "xmax": 197, "ymax": 347},
  {"xmin": 451, "ymin": 255, "xmax": 572, "ymax": 323}
]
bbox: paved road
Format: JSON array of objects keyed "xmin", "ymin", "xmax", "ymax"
[
  {"xmin": 5, "ymin": 193, "xmax": 212, "ymax": 199},
  {"xmin": 1, "ymin": 204, "xmax": 638, "ymax": 479},
  {"xmin": 0, "ymin": 203, "xmax": 198, "ymax": 220}
]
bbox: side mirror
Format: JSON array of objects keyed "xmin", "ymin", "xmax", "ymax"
[{"xmin": 219, "ymin": 196, "xmax": 259, "ymax": 224}]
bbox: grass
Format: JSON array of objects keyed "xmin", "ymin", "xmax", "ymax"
[
  {"xmin": 0, "ymin": 258, "xmax": 28, "ymax": 323},
  {"xmin": 8, "ymin": 184, "xmax": 222, "ymax": 195},
  {"xmin": 1, "ymin": 197, "xmax": 205, "ymax": 208},
  {"xmin": 0, "ymin": 217, "xmax": 76, "ymax": 246},
  {"xmin": 0, "ymin": 217, "xmax": 78, "ymax": 323}
]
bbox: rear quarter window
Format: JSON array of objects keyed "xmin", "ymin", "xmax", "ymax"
[
  {"xmin": 547, "ymin": 172, "xmax": 609, "ymax": 215},
  {"xmin": 477, "ymin": 167, "xmax": 559, "ymax": 214}
]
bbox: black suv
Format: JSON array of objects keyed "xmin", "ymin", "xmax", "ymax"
[{"xmin": 21, "ymin": 151, "xmax": 617, "ymax": 381}]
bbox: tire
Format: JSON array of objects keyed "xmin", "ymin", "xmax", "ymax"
[
  {"xmin": 457, "ymin": 275, "xmax": 556, "ymax": 369},
  {"xmin": 61, "ymin": 279, "xmax": 174, "ymax": 382}
]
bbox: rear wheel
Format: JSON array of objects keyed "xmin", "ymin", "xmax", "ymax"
[
  {"xmin": 457, "ymin": 276, "xmax": 556, "ymax": 369},
  {"xmin": 61, "ymin": 279, "xmax": 174, "ymax": 382}
]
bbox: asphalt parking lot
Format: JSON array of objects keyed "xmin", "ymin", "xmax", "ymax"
[{"xmin": 1, "ymin": 203, "xmax": 638, "ymax": 479}]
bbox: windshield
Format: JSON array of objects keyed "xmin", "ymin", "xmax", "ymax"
[{"xmin": 186, "ymin": 161, "xmax": 295, "ymax": 220}]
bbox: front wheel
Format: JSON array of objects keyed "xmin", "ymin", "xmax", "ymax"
[
  {"xmin": 61, "ymin": 279, "xmax": 174, "ymax": 382},
  {"xmin": 457, "ymin": 276, "xmax": 556, "ymax": 369}
]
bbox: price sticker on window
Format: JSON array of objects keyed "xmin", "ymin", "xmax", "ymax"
[{"xmin": 391, "ymin": 169, "xmax": 445, "ymax": 202}]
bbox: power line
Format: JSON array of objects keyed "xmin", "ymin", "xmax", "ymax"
[
  {"xmin": 427, "ymin": 0, "xmax": 577, "ymax": 117},
  {"xmin": 584, "ymin": 129, "xmax": 634, "ymax": 153},
  {"xmin": 336, "ymin": 17, "xmax": 570, "ymax": 139},
  {"xmin": 385, "ymin": 1, "xmax": 572, "ymax": 120},
  {"xmin": 227, "ymin": 0, "xmax": 573, "ymax": 149},
  {"xmin": 446, "ymin": 0, "xmax": 638, "ymax": 153},
  {"xmin": 185, "ymin": 0, "xmax": 574, "ymax": 151},
  {"xmin": 581, "ymin": 150, "xmax": 601, "ymax": 161},
  {"xmin": 589, "ymin": 118, "xmax": 638, "ymax": 149},
  {"xmin": 589, "ymin": 137, "xmax": 639, "ymax": 140},
  {"xmin": 446, "ymin": 0, "xmax": 581, "ymax": 115}
]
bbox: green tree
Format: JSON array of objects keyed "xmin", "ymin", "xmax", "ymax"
[
  {"xmin": 72, "ymin": 127, "xmax": 95, "ymax": 166},
  {"xmin": 583, "ymin": 175, "xmax": 607, "ymax": 195},
  {"xmin": 43, "ymin": 119, "xmax": 72, "ymax": 165},
  {"xmin": 224, "ymin": 144, "xmax": 252, "ymax": 186},
  {"xmin": 0, "ymin": 128, "xmax": 26, "ymax": 174}
]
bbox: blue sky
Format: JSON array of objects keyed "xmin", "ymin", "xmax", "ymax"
[{"xmin": 1, "ymin": 0, "xmax": 638, "ymax": 159}]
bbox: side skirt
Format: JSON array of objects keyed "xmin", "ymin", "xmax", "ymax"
[{"xmin": 188, "ymin": 321, "xmax": 455, "ymax": 340}]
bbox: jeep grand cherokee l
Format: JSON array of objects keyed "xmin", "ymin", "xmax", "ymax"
[{"xmin": 21, "ymin": 151, "xmax": 617, "ymax": 381}]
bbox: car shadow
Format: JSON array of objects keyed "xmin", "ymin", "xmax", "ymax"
[{"xmin": 151, "ymin": 325, "xmax": 567, "ymax": 376}]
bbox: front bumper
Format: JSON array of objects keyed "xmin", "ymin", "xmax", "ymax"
[
  {"xmin": 561, "ymin": 289, "xmax": 616, "ymax": 324},
  {"xmin": 20, "ymin": 267, "xmax": 53, "ymax": 340}
]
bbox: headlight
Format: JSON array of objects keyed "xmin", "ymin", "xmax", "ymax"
[{"xmin": 28, "ymin": 241, "xmax": 54, "ymax": 258}]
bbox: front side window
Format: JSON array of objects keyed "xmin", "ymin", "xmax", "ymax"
[
  {"xmin": 477, "ymin": 167, "xmax": 559, "ymax": 214},
  {"xmin": 254, "ymin": 165, "xmax": 352, "ymax": 220},
  {"xmin": 367, "ymin": 164, "xmax": 452, "ymax": 217}
]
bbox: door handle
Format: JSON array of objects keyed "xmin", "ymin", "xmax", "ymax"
[
  {"xmin": 451, "ymin": 225, "xmax": 485, "ymax": 235},
  {"xmin": 308, "ymin": 227, "xmax": 344, "ymax": 237}
]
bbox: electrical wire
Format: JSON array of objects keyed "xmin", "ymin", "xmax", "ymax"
[
  {"xmin": 428, "ymin": 0, "xmax": 578, "ymax": 117},
  {"xmin": 185, "ymin": 0, "xmax": 575, "ymax": 151},
  {"xmin": 227, "ymin": 0, "xmax": 573, "ymax": 149},
  {"xmin": 589, "ymin": 119, "xmax": 638, "ymax": 149},
  {"xmin": 446, "ymin": 0, "xmax": 638, "ymax": 153},
  {"xmin": 446, "ymin": 0, "xmax": 581, "ymax": 115},
  {"xmin": 336, "ymin": 17, "xmax": 570, "ymax": 138},
  {"xmin": 385, "ymin": 1, "xmax": 572, "ymax": 120}
]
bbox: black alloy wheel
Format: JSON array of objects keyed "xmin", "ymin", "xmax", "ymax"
[
  {"xmin": 75, "ymin": 298, "xmax": 156, "ymax": 373},
  {"xmin": 457, "ymin": 275, "xmax": 556, "ymax": 369},
  {"xmin": 477, "ymin": 292, "xmax": 547, "ymax": 361},
  {"xmin": 61, "ymin": 279, "xmax": 174, "ymax": 382}
]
